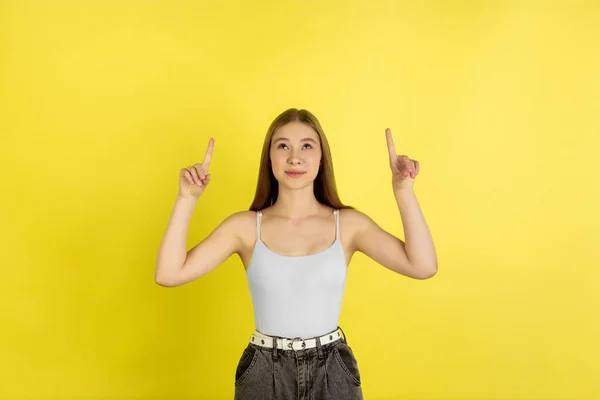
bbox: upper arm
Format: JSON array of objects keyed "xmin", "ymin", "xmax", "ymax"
[
  {"xmin": 348, "ymin": 209, "xmax": 433, "ymax": 280},
  {"xmin": 159, "ymin": 211, "xmax": 249, "ymax": 287}
]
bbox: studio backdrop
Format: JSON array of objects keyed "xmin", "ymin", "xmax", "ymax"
[{"xmin": 1, "ymin": 1, "xmax": 598, "ymax": 399}]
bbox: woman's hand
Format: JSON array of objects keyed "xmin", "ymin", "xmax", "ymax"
[
  {"xmin": 386, "ymin": 128, "xmax": 419, "ymax": 192},
  {"xmin": 178, "ymin": 138, "xmax": 214, "ymax": 199}
]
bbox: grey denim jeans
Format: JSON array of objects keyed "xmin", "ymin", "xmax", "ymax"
[{"xmin": 234, "ymin": 327, "xmax": 363, "ymax": 400}]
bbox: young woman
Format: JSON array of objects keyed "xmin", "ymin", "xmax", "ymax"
[{"xmin": 155, "ymin": 108, "xmax": 437, "ymax": 399}]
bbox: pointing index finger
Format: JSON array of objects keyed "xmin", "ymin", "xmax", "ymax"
[
  {"xmin": 202, "ymin": 138, "xmax": 214, "ymax": 170},
  {"xmin": 385, "ymin": 128, "xmax": 397, "ymax": 159}
]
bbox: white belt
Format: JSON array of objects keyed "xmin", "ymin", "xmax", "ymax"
[{"xmin": 250, "ymin": 328, "xmax": 343, "ymax": 351}]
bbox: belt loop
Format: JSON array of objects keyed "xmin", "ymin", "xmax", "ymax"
[
  {"xmin": 315, "ymin": 335, "xmax": 324, "ymax": 359},
  {"xmin": 272, "ymin": 335, "xmax": 279, "ymax": 360},
  {"xmin": 337, "ymin": 325, "xmax": 347, "ymax": 343}
]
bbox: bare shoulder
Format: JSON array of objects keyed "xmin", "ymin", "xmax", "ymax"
[
  {"xmin": 338, "ymin": 208, "xmax": 374, "ymax": 252},
  {"xmin": 339, "ymin": 207, "xmax": 371, "ymax": 224},
  {"xmin": 225, "ymin": 209, "xmax": 256, "ymax": 223},
  {"xmin": 229, "ymin": 210, "xmax": 261, "ymax": 269},
  {"xmin": 338, "ymin": 207, "xmax": 373, "ymax": 231},
  {"xmin": 223, "ymin": 209, "xmax": 257, "ymax": 242},
  {"xmin": 227, "ymin": 209, "xmax": 262, "ymax": 251}
]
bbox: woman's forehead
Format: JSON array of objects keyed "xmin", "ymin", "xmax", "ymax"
[{"xmin": 273, "ymin": 122, "xmax": 318, "ymax": 140}]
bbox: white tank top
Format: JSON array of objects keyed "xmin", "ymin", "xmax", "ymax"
[{"xmin": 246, "ymin": 209, "xmax": 347, "ymax": 339}]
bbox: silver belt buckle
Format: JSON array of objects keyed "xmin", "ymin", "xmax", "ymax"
[{"xmin": 290, "ymin": 337, "xmax": 306, "ymax": 351}]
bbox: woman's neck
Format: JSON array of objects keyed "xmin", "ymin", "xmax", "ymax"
[{"xmin": 269, "ymin": 188, "xmax": 326, "ymax": 220}]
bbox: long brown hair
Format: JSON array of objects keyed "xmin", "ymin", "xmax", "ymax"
[{"xmin": 249, "ymin": 108, "xmax": 354, "ymax": 212}]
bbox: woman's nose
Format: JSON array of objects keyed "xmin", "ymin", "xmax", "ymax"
[{"xmin": 288, "ymin": 152, "xmax": 302, "ymax": 163}]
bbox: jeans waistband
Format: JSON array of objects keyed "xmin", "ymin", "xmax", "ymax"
[{"xmin": 248, "ymin": 326, "xmax": 348, "ymax": 360}]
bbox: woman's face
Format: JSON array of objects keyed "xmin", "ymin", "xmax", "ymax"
[{"xmin": 270, "ymin": 122, "xmax": 322, "ymax": 187}]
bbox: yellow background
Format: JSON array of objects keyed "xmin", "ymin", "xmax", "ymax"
[{"xmin": 1, "ymin": 1, "xmax": 599, "ymax": 399}]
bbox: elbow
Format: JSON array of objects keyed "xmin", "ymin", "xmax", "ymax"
[
  {"xmin": 423, "ymin": 271, "xmax": 437, "ymax": 279},
  {"xmin": 154, "ymin": 272, "xmax": 177, "ymax": 287},
  {"xmin": 413, "ymin": 264, "xmax": 438, "ymax": 280},
  {"xmin": 421, "ymin": 265, "xmax": 438, "ymax": 279},
  {"xmin": 154, "ymin": 276, "xmax": 171, "ymax": 287}
]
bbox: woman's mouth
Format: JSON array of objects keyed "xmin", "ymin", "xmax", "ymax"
[{"xmin": 285, "ymin": 171, "xmax": 306, "ymax": 178}]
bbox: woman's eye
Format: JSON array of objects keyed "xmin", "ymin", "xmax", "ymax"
[{"xmin": 276, "ymin": 143, "xmax": 313, "ymax": 149}]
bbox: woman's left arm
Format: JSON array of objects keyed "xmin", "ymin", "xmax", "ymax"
[{"xmin": 351, "ymin": 128, "xmax": 437, "ymax": 279}]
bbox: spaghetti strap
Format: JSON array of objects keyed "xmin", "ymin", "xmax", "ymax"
[
  {"xmin": 334, "ymin": 209, "xmax": 340, "ymax": 241},
  {"xmin": 256, "ymin": 211, "xmax": 262, "ymax": 243}
]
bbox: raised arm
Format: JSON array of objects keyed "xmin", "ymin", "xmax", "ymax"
[
  {"xmin": 348, "ymin": 128, "xmax": 437, "ymax": 280},
  {"xmin": 155, "ymin": 137, "xmax": 242, "ymax": 287}
]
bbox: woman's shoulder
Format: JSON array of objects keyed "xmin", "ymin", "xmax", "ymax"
[
  {"xmin": 214, "ymin": 210, "xmax": 259, "ymax": 248},
  {"xmin": 223, "ymin": 209, "xmax": 258, "ymax": 227},
  {"xmin": 338, "ymin": 207, "xmax": 375, "ymax": 232},
  {"xmin": 338, "ymin": 207, "xmax": 367, "ymax": 220}
]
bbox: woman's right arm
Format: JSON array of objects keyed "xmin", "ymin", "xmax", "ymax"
[
  {"xmin": 154, "ymin": 137, "xmax": 243, "ymax": 287},
  {"xmin": 154, "ymin": 195, "xmax": 244, "ymax": 287}
]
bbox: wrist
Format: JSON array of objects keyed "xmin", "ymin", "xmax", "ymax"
[
  {"xmin": 393, "ymin": 186, "xmax": 414, "ymax": 196},
  {"xmin": 176, "ymin": 193, "xmax": 199, "ymax": 204}
]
